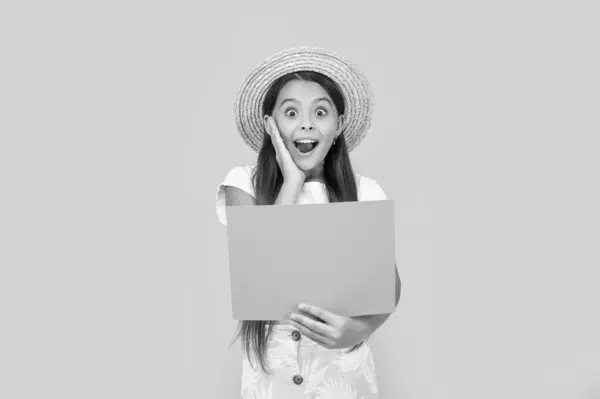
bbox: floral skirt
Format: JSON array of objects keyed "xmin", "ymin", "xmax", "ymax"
[{"xmin": 241, "ymin": 323, "xmax": 379, "ymax": 399}]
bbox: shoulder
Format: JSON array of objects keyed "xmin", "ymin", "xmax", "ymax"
[
  {"xmin": 215, "ymin": 164, "xmax": 256, "ymax": 225},
  {"xmin": 355, "ymin": 173, "xmax": 388, "ymax": 201},
  {"xmin": 220, "ymin": 164, "xmax": 257, "ymax": 195}
]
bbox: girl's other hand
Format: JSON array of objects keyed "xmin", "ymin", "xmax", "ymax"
[
  {"xmin": 266, "ymin": 116, "xmax": 306, "ymax": 184},
  {"xmin": 287, "ymin": 304, "xmax": 373, "ymax": 350}
]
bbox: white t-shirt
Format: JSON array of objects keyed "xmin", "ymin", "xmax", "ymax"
[{"xmin": 216, "ymin": 164, "xmax": 388, "ymax": 225}]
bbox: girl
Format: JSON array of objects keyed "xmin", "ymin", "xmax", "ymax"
[{"xmin": 216, "ymin": 47, "xmax": 401, "ymax": 399}]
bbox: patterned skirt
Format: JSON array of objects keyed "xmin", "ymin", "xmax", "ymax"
[{"xmin": 241, "ymin": 323, "xmax": 379, "ymax": 399}]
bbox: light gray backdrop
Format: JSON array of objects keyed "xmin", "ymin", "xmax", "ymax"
[{"xmin": 1, "ymin": 1, "xmax": 599, "ymax": 398}]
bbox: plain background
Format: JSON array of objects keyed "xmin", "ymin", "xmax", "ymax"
[{"xmin": 1, "ymin": 1, "xmax": 598, "ymax": 398}]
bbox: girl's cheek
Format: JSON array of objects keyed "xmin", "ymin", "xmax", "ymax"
[
  {"xmin": 317, "ymin": 119, "xmax": 337, "ymax": 133},
  {"xmin": 279, "ymin": 130, "xmax": 294, "ymax": 142},
  {"xmin": 279, "ymin": 127, "xmax": 297, "ymax": 141},
  {"xmin": 280, "ymin": 134, "xmax": 295, "ymax": 148}
]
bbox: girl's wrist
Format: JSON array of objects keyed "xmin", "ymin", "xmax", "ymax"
[
  {"xmin": 353, "ymin": 313, "xmax": 388, "ymax": 337},
  {"xmin": 281, "ymin": 179, "xmax": 304, "ymax": 194},
  {"xmin": 275, "ymin": 179, "xmax": 304, "ymax": 205},
  {"xmin": 285, "ymin": 174, "xmax": 305, "ymax": 187}
]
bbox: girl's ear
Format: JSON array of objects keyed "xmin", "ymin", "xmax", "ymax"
[
  {"xmin": 336, "ymin": 114, "xmax": 346, "ymax": 136},
  {"xmin": 263, "ymin": 115, "xmax": 270, "ymax": 135}
]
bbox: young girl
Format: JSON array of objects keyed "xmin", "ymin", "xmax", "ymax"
[{"xmin": 216, "ymin": 47, "xmax": 401, "ymax": 399}]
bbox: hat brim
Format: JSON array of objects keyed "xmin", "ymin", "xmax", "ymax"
[{"xmin": 234, "ymin": 47, "xmax": 374, "ymax": 153}]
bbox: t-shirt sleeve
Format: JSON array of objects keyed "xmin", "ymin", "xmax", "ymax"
[
  {"xmin": 215, "ymin": 165, "xmax": 255, "ymax": 225},
  {"xmin": 358, "ymin": 175, "xmax": 388, "ymax": 201}
]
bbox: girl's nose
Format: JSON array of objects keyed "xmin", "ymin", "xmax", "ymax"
[{"xmin": 301, "ymin": 122, "xmax": 314, "ymax": 131}]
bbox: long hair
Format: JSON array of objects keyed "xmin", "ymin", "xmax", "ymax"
[{"xmin": 229, "ymin": 71, "xmax": 365, "ymax": 374}]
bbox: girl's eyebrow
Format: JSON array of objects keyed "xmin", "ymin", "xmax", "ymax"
[
  {"xmin": 279, "ymin": 98, "xmax": 298, "ymax": 107},
  {"xmin": 279, "ymin": 97, "xmax": 333, "ymax": 107},
  {"xmin": 314, "ymin": 97, "xmax": 333, "ymax": 107}
]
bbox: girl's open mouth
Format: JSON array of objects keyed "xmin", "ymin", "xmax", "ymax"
[{"xmin": 294, "ymin": 139, "xmax": 319, "ymax": 155}]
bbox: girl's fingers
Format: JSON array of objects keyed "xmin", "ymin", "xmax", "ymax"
[
  {"xmin": 270, "ymin": 119, "xmax": 291, "ymax": 160},
  {"xmin": 270, "ymin": 119, "xmax": 282, "ymax": 146},
  {"xmin": 266, "ymin": 118, "xmax": 280, "ymax": 154},
  {"xmin": 289, "ymin": 320, "xmax": 334, "ymax": 349},
  {"xmin": 297, "ymin": 304, "xmax": 338, "ymax": 325},
  {"xmin": 270, "ymin": 119, "xmax": 287, "ymax": 160},
  {"xmin": 267, "ymin": 117, "xmax": 276, "ymax": 141},
  {"xmin": 265, "ymin": 117, "xmax": 274, "ymax": 138},
  {"xmin": 291, "ymin": 312, "xmax": 335, "ymax": 338},
  {"xmin": 268, "ymin": 117, "xmax": 295, "ymax": 169}
]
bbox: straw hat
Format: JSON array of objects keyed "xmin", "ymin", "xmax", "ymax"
[{"xmin": 234, "ymin": 46, "xmax": 374, "ymax": 153}]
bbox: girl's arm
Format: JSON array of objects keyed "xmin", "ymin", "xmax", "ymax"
[
  {"xmin": 274, "ymin": 179, "xmax": 304, "ymax": 205},
  {"xmin": 225, "ymin": 186, "xmax": 255, "ymax": 206},
  {"xmin": 353, "ymin": 262, "xmax": 401, "ymax": 335}
]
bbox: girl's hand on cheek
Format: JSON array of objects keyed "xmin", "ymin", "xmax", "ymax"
[{"xmin": 266, "ymin": 116, "xmax": 305, "ymax": 184}]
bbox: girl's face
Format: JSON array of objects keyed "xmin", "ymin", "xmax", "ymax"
[{"xmin": 268, "ymin": 80, "xmax": 344, "ymax": 175}]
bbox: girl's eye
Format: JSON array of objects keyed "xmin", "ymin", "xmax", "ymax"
[
  {"xmin": 285, "ymin": 110, "xmax": 297, "ymax": 117},
  {"xmin": 316, "ymin": 109, "xmax": 327, "ymax": 117}
]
